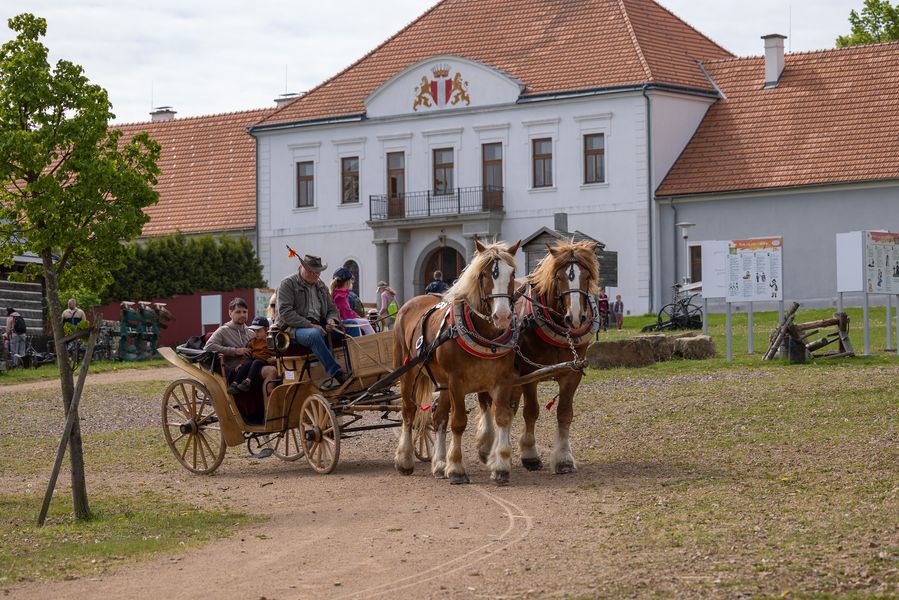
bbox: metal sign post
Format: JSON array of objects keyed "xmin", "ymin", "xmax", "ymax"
[
  {"xmin": 702, "ymin": 297, "xmax": 709, "ymax": 335},
  {"xmin": 863, "ymin": 291, "xmax": 870, "ymax": 355},
  {"xmin": 747, "ymin": 301, "xmax": 754, "ymax": 354},
  {"xmin": 726, "ymin": 302, "xmax": 733, "ymax": 362},
  {"xmin": 887, "ymin": 295, "xmax": 894, "ymax": 351}
]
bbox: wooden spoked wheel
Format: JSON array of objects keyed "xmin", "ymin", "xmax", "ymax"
[
  {"xmin": 162, "ymin": 379, "xmax": 226, "ymax": 474},
  {"xmin": 299, "ymin": 394, "xmax": 340, "ymax": 474},
  {"xmin": 272, "ymin": 427, "xmax": 305, "ymax": 461},
  {"xmin": 413, "ymin": 406, "xmax": 434, "ymax": 462}
]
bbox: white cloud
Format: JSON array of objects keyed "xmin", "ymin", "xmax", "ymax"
[{"xmin": 0, "ymin": 0, "xmax": 859, "ymax": 123}]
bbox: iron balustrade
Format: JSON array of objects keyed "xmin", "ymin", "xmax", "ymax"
[{"xmin": 369, "ymin": 186, "xmax": 503, "ymax": 221}]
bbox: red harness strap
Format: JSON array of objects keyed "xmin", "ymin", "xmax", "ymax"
[
  {"xmin": 449, "ymin": 302, "xmax": 515, "ymax": 359},
  {"xmin": 528, "ymin": 294, "xmax": 592, "ymax": 348}
]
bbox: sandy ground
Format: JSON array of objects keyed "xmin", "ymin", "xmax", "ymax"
[
  {"xmin": 0, "ymin": 366, "xmax": 183, "ymax": 394},
  {"xmin": 4, "ymin": 368, "xmax": 620, "ymax": 600}
]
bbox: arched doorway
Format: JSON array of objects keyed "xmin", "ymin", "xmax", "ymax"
[{"xmin": 421, "ymin": 246, "xmax": 464, "ymax": 290}]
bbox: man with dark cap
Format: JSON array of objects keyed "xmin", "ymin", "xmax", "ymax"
[{"xmin": 275, "ymin": 254, "xmax": 347, "ymax": 391}]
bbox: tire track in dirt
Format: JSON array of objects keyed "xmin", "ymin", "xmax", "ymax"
[{"xmin": 340, "ymin": 486, "xmax": 533, "ymax": 599}]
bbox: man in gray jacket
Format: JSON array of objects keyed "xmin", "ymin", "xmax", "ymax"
[
  {"xmin": 204, "ymin": 297, "xmax": 252, "ymax": 372},
  {"xmin": 276, "ymin": 254, "xmax": 347, "ymax": 391}
]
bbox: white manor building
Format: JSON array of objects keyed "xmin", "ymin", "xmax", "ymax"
[
  {"xmin": 247, "ymin": 0, "xmax": 899, "ymax": 312},
  {"xmin": 249, "ymin": 0, "xmax": 732, "ymax": 313}
]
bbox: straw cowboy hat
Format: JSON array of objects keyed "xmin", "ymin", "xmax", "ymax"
[{"xmin": 299, "ymin": 254, "xmax": 328, "ymax": 272}]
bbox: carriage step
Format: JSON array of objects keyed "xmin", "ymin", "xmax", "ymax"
[{"xmin": 247, "ymin": 447, "xmax": 274, "ymax": 459}]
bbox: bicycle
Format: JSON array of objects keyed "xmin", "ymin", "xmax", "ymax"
[{"xmin": 642, "ymin": 284, "xmax": 703, "ymax": 332}]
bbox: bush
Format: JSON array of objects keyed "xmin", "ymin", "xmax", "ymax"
[{"xmin": 101, "ymin": 235, "xmax": 266, "ymax": 303}]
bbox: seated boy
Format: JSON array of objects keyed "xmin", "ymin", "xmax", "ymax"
[{"xmin": 227, "ymin": 317, "xmax": 275, "ymax": 394}]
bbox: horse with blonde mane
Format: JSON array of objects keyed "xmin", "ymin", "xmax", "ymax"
[
  {"xmin": 476, "ymin": 239, "xmax": 599, "ymax": 474},
  {"xmin": 393, "ymin": 240, "xmax": 521, "ymax": 484}
]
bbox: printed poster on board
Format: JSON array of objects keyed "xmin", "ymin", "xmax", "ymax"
[
  {"xmin": 865, "ymin": 231, "xmax": 899, "ymax": 294},
  {"xmin": 726, "ymin": 237, "xmax": 783, "ymax": 302}
]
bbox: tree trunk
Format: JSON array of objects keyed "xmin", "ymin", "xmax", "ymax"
[{"xmin": 42, "ymin": 252, "xmax": 91, "ymax": 520}]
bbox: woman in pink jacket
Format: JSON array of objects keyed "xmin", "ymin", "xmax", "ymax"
[{"xmin": 330, "ymin": 268, "xmax": 374, "ymax": 337}]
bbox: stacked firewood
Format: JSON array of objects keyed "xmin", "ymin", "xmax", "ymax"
[{"xmin": 764, "ymin": 302, "xmax": 855, "ymax": 361}]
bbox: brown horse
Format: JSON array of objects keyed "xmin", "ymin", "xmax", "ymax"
[
  {"xmin": 393, "ymin": 240, "xmax": 521, "ymax": 484},
  {"xmin": 476, "ymin": 240, "xmax": 599, "ymax": 474}
]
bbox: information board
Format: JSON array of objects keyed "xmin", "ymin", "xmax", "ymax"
[
  {"xmin": 864, "ymin": 231, "xmax": 899, "ymax": 294},
  {"xmin": 699, "ymin": 240, "xmax": 729, "ymax": 299},
  {"xmin": 725, "ymin": 237, "xmax": 783, "ymax": 302}
]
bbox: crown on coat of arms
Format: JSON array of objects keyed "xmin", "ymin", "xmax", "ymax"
[{"xmin": 431, "ymin": 64, "xmax": 451, "ymax": 78}]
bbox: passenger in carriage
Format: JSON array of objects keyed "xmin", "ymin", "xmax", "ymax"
[
  {"xmin": 275, "ymin": 254, "xmax": 348, "ymax": 392},
  {"xmin": 226, "ymin": 317, "xmax": 276, "ymax": 394},
  {"xmin": 330, "ymin": 267, "xmax": 375, "ymax": 337}
]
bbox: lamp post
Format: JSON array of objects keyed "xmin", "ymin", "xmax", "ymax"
[{"xmin": 675, "ymin": 222, "xmax": 695, "ymax": 284}]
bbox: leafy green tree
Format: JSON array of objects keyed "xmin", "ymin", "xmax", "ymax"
[
  {"xmin": 836, "ymin": 0, "xmax": 899, "ymax": 46},
  {"xmin": 0, "ymin": 14, "xmax": 160, "ymax": 519}
]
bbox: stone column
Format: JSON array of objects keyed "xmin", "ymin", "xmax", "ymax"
[
  {"xmin": 388, "ymin": 240, "xmax": 405, "ymax": 304},
  {"xmin": 463, "ymin": 234, "xmax": 479, "ymax": 261},
  {"xmin": 374, "ymin": 240, "xmax": 389, "ymax": 293}
]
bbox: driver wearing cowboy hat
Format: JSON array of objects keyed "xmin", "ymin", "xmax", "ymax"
[{"xmin": 275, "ymin": 254, "xmax": 348, "ymax": 391}]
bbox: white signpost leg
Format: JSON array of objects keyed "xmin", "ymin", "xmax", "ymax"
[
  {"xmin": 747, "ymin": 301, "xmax": 754, "ymax": 354},
  {"xmin": 779, "ymin": 300, "xmax": 785, "ymax": 323},
  {"xmin": 703, "ymin": 297, "xmax": 709, "ymax": 335},
  {"xmin": 838, "ymin": 292, "xmax": 843, "ymax": 313},
  {"xmin": 895, "ymin": 295, "xmax": 898, "ymax": 353},
  {"xmin": 726, "ymin": 302, "xmax": 733, "ymax": 362},
  {"xmin": 888, "ymin": 295, "xmax": 894, "ymax": 351},
  {"xmin": 863, "ymin": 292, "xmax": 870, "ymax": 355}
]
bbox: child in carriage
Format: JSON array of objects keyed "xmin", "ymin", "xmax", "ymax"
[
  {"xmin": 330, "ymin": 267, "xmax": 375, "ymax": 337},
  {"xmin": 226, "ymin": 316, "xmax": 276, "ymax": 394}
]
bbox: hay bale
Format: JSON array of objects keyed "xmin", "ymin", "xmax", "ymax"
[
  {"xmin": 672, "ymin": 335, "xmax": 716, "ymax": 359},
  {"xmin": 586, "ymin": 338, "xmax": 656, "ymax": 369},
  {"xmin": 635, "ymin": 334, "xmax": 674, "ymax": 362}
]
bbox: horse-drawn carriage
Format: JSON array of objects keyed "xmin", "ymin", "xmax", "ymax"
[
  {"xmin": 159, "ymin": 239, "xmax": 601, "ymax": 485},
  {"xmin": 158, "ymin": 327, "xmax": 433, "ymax": 475}
]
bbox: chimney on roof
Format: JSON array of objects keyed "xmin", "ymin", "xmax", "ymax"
[
  {"xmin": 554, "ymin": 212, "xmax": 569, "ymax": 233},
  {"xmin": 150, "ymin": 106, "xmax": 176, "ymax": 122},
  {"xmin": 274, "ymin": 92, "xmax": 303, "ymax": 108},
  {"xmin": 762, "ymin": 34, "xmax": 787, "ymax": 88}
]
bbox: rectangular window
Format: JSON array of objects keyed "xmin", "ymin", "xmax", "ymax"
[
  {"xmin": 433, "ymin": 148, "xmax": 454, "ymax": 195},
  {"xmin": 689, "ymin": 245, "xmax": 702, "ymax": 284},
  {"xmin": 296, "ymin": 161, "xmax": 314, "ymax": 208},
  {"xmin": 482, "ymin": 142, "xmax": 503, "ymax": 210},
  {"xmin": 341, "ymin": 156, "xmax": 359, "ymax": 204},
  {"xmin": 584, "ymin": 133, "xmax": 605, "ymax": 184},
  {"xmin": 387, "ymin": 152, "xmax": 405, "ymax": 198},
  {"xmin": 532, "ymin": 138, "xmax": 553, "ymax": 188}
]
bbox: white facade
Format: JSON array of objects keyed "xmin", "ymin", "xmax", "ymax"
[{"xmin": 253, "ymin": 56, "xmax": 716, "ymax": 312}]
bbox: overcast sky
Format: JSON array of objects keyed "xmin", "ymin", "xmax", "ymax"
[{"xmin": 0, "ymin": 0, "xmax": 858, "ymax": 124}]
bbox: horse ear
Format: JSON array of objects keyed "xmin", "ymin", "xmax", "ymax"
[
  {"xmin": 507, "ymin": 240, "xmax": 521, "ymax": 256},
  {"xmin": 475, "ymin": 239, "xmax": 487, "ymax": 254},
  {"xmin": 545, "ymin": 243, "xmax": 561, "ymax": 257}
]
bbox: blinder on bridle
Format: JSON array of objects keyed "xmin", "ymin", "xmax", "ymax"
[{"xmin": 478, "ymin": 257, "xmax": 514, "ymax": 308}]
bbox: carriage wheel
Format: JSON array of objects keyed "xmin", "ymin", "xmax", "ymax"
[
  {"xmin": 272, "ymin": 427, "xmax": 305, "ymax": 461},
  {"xmin": 412, "ymin": 406, "xmax": 434, "ymax": 462},
  {"xmin": 299, "ymin": 394, "xmax": 340, "ymax": 474},
  {"xmin": 161, "ymin": 378, "xmax": 226, "ymax": 475}
]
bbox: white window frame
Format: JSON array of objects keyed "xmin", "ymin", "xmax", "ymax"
[{"xmin": 574, "ymin": 113, "xmax": 611, "ymax": 190}]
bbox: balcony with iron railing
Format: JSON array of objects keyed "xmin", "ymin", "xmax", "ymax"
[{"xmin": 369, "ymin": 185, "xmax": 503, "ymax": 222}]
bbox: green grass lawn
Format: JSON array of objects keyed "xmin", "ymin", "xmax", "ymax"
[{"xmin": 607, "ymin": 305, "xmax": 898, "ymax": 363}]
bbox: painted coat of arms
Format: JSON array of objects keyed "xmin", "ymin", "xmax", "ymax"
[{"xmin": 413, "ymin": 64, "xmax": 471, "ymax": 111}]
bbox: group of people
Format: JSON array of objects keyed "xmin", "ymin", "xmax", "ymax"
[
  {"xmin": 204, "ymin": 253, "xmax": 402, "ymax": 399},
  {"xmin": 595, "ymin": 288, "xmax": 625, "ymax": 332},
  {"xmin": 3, "ymin": 298, "xmax": 87, "ymax": 360}
]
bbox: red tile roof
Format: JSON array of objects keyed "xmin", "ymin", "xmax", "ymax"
[
  {"xmin": 657, "ymin": 42, "xmax": 899, "ymax": 197},
  {"xmin": 116, "ymin": 108, "xmax": 272, "ymax": 236},
  {"xmin": 256, "ymin": 0, "xmax": 732, "ymax": 127}
]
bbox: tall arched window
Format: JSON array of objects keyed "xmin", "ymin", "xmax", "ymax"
[{"xmin": 343, "ymin": 260, "xmax": 360, "ymax": 296}]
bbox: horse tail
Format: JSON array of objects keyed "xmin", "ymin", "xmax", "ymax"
[{"xmin": 413, "ymin": 365, "xmax": 435, "ymax": 413}]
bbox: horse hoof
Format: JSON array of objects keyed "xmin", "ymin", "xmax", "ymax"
[
  {"xmin": 492, "ymin": 471, "xmax": 510, "ymax": 486},
  {"xmin": 448, "ymin": 472, "xmax": 470, "ymax": 485},
  {"xmin": 521, "ymin": 458, "xmax": 543, "ymax": 471},
  {"xmin": 395, "ymin": 465, "xmax": 414, "ymax": 476},
  {"xmin": 478, "ymin": 452, "xmax": 489, "ymax": 464},
  {"xmin": 554, "ymin": 462, "xmax": 576, "ymax": 474}
]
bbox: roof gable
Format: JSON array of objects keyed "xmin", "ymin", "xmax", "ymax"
[
  {"xmin": 365, "ymin": 55, "xmax": 525, "ymax": 118},
  {"xmin": 256, "ymin": 0, "xmax": 732, "ymax": 128},
  {"xmin": 657, "ymin": 42, "xmax": 899, "ymax": 197}
]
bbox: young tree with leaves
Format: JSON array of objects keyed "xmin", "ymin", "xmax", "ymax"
[
  {"xmin": 0, "ymin": 14, "xmax": 160, "ymax": 519},
  {"xmin": 836, "ymin": 0, "xmax": 899, "ymax": 46}
]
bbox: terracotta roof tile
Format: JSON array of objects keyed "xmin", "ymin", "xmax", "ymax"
[
  {"xmin": 257, "ymin": 0, "xmax": 732, "ymax": 127},
  {"xmin": 657, "ymin": 42, "xmax": 899, "ymax": 196},
  {"xmin": 115, "ymin": 108, "xmax": 272, "ymax": 236}
]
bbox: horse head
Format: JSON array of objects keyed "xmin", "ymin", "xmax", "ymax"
[
  {"xmin": 447, "ymin": 239, "xmax": 520, "ymax": 329},
  {"xmin": 541, "ymin": 240, "xmax": 600, "ymax": 329}
]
